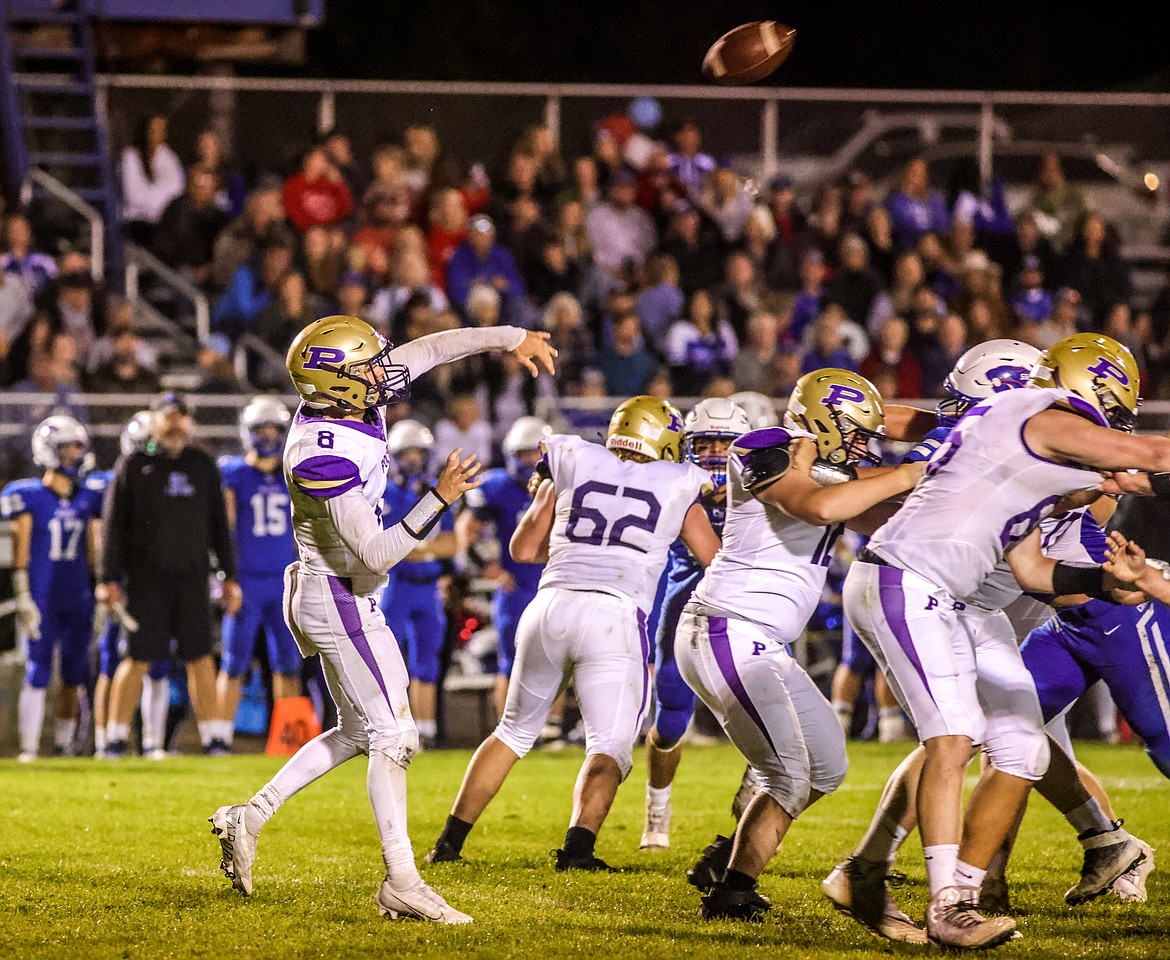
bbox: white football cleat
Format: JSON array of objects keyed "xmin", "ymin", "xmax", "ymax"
[
  {"xmin": 1113, "ymin": 839, "xmax": 1155, "ymax": 902},
  {"xmin": 17, "ymin": 752, "xmax": 37, "ymax": 763},
  {"xmin": 926, "ymin": 885, "xmax": 1017, "ymax": 949},
  {"xmin": 376, "ymin": 877, "xmax": 472, "ymax": 924},
  {"xmin": 144, "ymin": 748, "xmax": 168, "ymax": 761},
  {"xmin": 640, "ymin": 803, "xmax": 672, "ymax": 850},
  {"xmin": 209, "ymin": 803, "xmax": 261, "ymax": 896}
]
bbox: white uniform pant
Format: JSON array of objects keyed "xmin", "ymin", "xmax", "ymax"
[
  {"xmin": 675, "ymin": 607, "xmax": 847, "ymax": 819},
  {"xmin": 283, "ymin": 563, "xmax": 417, "ymax": 765},
  {"xmin": 845, "ymin": 562, "xmax": 1048, "ymax": 780},
  {"xmin": 493, "ymin": 587, "xmax": 650, "ymax": 779}
]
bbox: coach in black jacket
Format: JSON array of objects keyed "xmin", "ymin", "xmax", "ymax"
[{"xmin": 97, "ymin": 392, "xmax": 242, "ymax": 757}]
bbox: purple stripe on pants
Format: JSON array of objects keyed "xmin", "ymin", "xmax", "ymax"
[
  {"xmin": 708, "ymin": 616, "xmax": 779, "ymax": 756},
  {"xmin": 635, "ymin": 608, "xmax": 651, "ymax": 725},
  {"xmin": 327, "ymin": 575, "xmax": 393, "ymax": 710},
  {"xmin": 876, "ymin": 564, "xmax": 935, "ymax": 705}
]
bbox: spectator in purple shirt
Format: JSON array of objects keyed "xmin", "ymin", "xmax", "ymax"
[
  {"xmin": 635, "ymin": 253, "xmax": 685, "ymax": 349},
  {"xmin": 1, "ymin": 214, "xmax": 57, "ymax": 296},
  {"xmin": 445, "ymin": 214, "xmax": 527, "ymax": 318},
  {"xmin": 669, "ymin": 119, "xmax": 716, "ymax": 193},
  {"xmin": 884, "ymin": 157, "xmax": 950, "ymax": 251},
  {"xmin": 1009, "ymin": 255, "xmax": 1054, "ymax": 325},
  {"xmin": 800, "ymin": 307, "xmax": 858, "ymax": 375}
]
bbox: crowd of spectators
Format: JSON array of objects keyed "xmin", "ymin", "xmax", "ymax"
[{"xmin": 4, "ymin": 107, "xmax": 1170, "ymax": 477}]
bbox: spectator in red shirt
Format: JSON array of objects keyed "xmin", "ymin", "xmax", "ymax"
[
  {"xmin": 426, "ymin": 188, "xmax": 469, "ymax": 290},
  {"xmin": 861, "ymin": 316, "xmax": 923, "ymax": 398},
  {"xmin": 282, "ymin": 145, "xmax": 353, "ymax": 233}
]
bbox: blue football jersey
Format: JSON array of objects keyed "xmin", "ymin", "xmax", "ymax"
[
  {"xmin": 220, "ymin": 455, "xmax": 295, "ymax": 577},
  {"xmin": 1, "ymin": 477, "xmax": 102, "ymax": 604},
  {"xmin": 463, "ymin": 468, "xmax": 544, "ymax": 593},
  {"xmin": 383, "ymin": 472, "xmax": 455, "ymax": 578},
  {"xmin": 662, "ymin": 487, "xmax": 725, "ymax": 590}
]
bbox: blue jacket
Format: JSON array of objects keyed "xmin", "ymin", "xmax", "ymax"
[
  {"xmin": 885, "ymin": 190, "xmax": 951, "ymax": 251},
  {"xmin": 446, "ymin": 242, "xmax": 526, "ymax": 311}
]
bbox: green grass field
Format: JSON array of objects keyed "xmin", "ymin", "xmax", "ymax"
[{"xmin": 4, "ymin": 742, "xmax": 1169, "ymax": 959}]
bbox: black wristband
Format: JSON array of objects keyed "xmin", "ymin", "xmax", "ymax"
[
  {"xmin": 1149, "ymin": 472, "xmax": 1170, "ymax": 499},
  {"xmin": 401, "ymin": 487, "xmax": 449, "ymax": 541},
  {"xmin": 1052, "ymin": 562, "xmax": 1105, "ymax": 597}
]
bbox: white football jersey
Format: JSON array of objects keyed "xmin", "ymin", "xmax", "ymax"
[
  {"xmin": 694, "ymin": 426, "xmax": 843, "ymax": 644},
  {"xmin": 538, "ymin": 434, "xmax": 710, "ymax": 612},
  {"xmin": 869, "ymin": 388, "xmax": 1102, "ymax": 600},
  {"xmin": 964, "ymin": 507, "xmax": 1103, "ymax": 612},
  {"xmin": 284, "ymin": 405, "xmax": 392, "ymax": 595}
]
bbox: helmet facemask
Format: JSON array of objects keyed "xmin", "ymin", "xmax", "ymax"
[
  {"xmin": 684, "ymin": 432, "xmax": 736, "ymax": 487},
  {"xmin": 334, "ymin": 340, "xmax": 412, "ymax": 409}
]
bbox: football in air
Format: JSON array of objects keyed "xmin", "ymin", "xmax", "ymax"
[{"xmin": 702, "ymin": 20, "xmax": 796, "ymax": 84}]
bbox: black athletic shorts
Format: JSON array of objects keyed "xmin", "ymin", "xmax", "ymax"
[{"xmin": 125, "ymin": 574, "xmax": 212, "ymax": 662}]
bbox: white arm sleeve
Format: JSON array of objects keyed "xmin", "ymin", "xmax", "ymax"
[
  {"xmin": 324, "ymin": 489, "xmax": 421, "ymax": 575},
  {"xmin": 389, "ymin": 326, "xmax": 527, "ymax": 381}
]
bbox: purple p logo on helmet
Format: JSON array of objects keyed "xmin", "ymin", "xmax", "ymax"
[
  {"xmin": 824, "ymin": 384, "xmax": 866, "ymax": 406},
  {"xmin": 987, "ymin": 364, "xmax": 1029, "ymax": 392},
  {"xmin": 303, "ymin": 345, "xmax": 346, "ymax": 370},
  {"xmin": 1086, "ymin": 355, "xmax": 1130, "ymax": 385}
]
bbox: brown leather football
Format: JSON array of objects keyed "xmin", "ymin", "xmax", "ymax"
[{"xmin": 702, "ymin": 21, "xmax": 796, "ymax": 84}]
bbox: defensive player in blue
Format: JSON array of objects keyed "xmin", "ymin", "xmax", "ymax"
[
  {"xmin": 456, "ymin": 416, "xmax": 551, "ymax": 717},
  {"xmin": 210, "ymin": 396, "xmax": 299, "ymax": 754},
  {"xmin": 91, "ymin": 410, "xmax": 173, "ymax": 759},
  {"xmin": 379, "ymin": 419, "xmax": 456, "ymax": 749},
  {"xmin": 2, "ymin": 416, "xmax": 103, "ymax": 761},
  {"xmin": 640, "ymin": 397, "xmax": 748, "ymax": 850}
]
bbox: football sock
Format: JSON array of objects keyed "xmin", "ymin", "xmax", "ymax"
[
  {"xmin": 831, "ymin": 700, "xmax": 852, "ymax": 734},
  {"xmin": 437, "ymin": 815, "xmax": 473, "ymax": 854},
  {"xmin": 1067, "ymin": 799, "xmax": 1114, "ymax": 839},
  {"xmin": 141, "ymin": 678, "xmax": 170, "ymax": 750},
  {"xmin": 265, "ymin": 728, "xmax": 364, "ymax": 812},
  {"xmin": 250, "ymin": 785, "xmax": 283, "ymax": 825},
  {"xmin": 197, "ymin": 721, "xmax": 216, "ymax": 748},
  {"xmin": 368, "ymin": 750, "xmax": 420, "ymax": 886},
  {"xmin": 923, "ymin": 843, "xmax": 960, "ymax": 896},
  {"xmin": 722, "ymin": 868, "xmax": 756, "ymax": 892},
  {"xmin": 563, "ymin": 826, "xmax": 597, "ymax": 860},
  {"xmin": 18, "ymin": 685, "xmax": 46, "ymax": 756},
  {"xmin": 416, "ymin": 718, "xmax": 437, "ymax": 740},
  {"xmin": 954, "ymin": 859, "xmax": 987, "ymax": 890},
  {"xmin": 54, "ymin": 718, "xmax": 78, "ymax": 753},
  {"xmin": 647, "ymin": 784, "xmax": 672, "ymax": 809},
  {"xmin": 105, "ymin": 721, "xmax": 130, "ymax": 745},
  {"xmin": 94, "ymin": 725, "xmax": 107, "ymax": 753},
  {"xmin": 878, "ymin": 708, "xmax": 907, "ymax": 742}
]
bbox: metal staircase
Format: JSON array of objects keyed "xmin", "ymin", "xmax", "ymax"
[{"xmin": 0, "ymin": 0, "xmax": 118, "ymax": 272}]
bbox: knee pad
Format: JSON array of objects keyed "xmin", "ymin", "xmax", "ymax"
[
  {"xmin": 492, "ymin": 718, "xmax": 538, "ymax": 761},
  {"xmin": 585, "ymin": 742, "xmax": 634, "ymax": 782},
  {"xmin": 986, "ymin": 728, "xmax": 1050, "ymax": 781},
  {"xmin": 759, "ymin": 771, "xmax": 812, "ymax": 820},
  {"xmin": 25, "ymin": 655, "xmax": 52, "ymax": 689},
  {"xmin": 652, "ymin": 707, "xmax": 691, "ymax": 750},
  {"xmin": 811, "ymin": 752, "xmax": 849, "ymax": 799},
  {"xmin": 369, "ymin": 724, "xmax": 416, "ymax": 768}
]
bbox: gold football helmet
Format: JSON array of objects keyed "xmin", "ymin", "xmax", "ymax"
[
  {"xmin": 1029, "ymin": 333, "xmax": 1140, "ymax": 431},
  {"xmin": 286, "ymin": 315, "xmax": 410, "ymax": 411},
  {"xmin": 784, "ymin": 368, "xmax": 885, "ymax": 466},
  {"xmin": 606, "ymin": 396, "xmax": 684, "ymax": 462}
]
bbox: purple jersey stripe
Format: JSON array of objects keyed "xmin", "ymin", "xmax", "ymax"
[
  {"xmin": 291, "ymin": 454, "xmax": 362, "ymax": 499},
  {"xmin": 708, "ymin": 616, "xmax": 779, "ymax": 757},
  {"xmin": 876, "ymin": 565, "xmax": 935, "ymax": 705},
  {"xmin": 635, "ymin": 608, "xmax": 651, "ymax": 726},
  {"xmin": 327, "ymin": 575, "xmax": 393, "ymax": 710}
]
